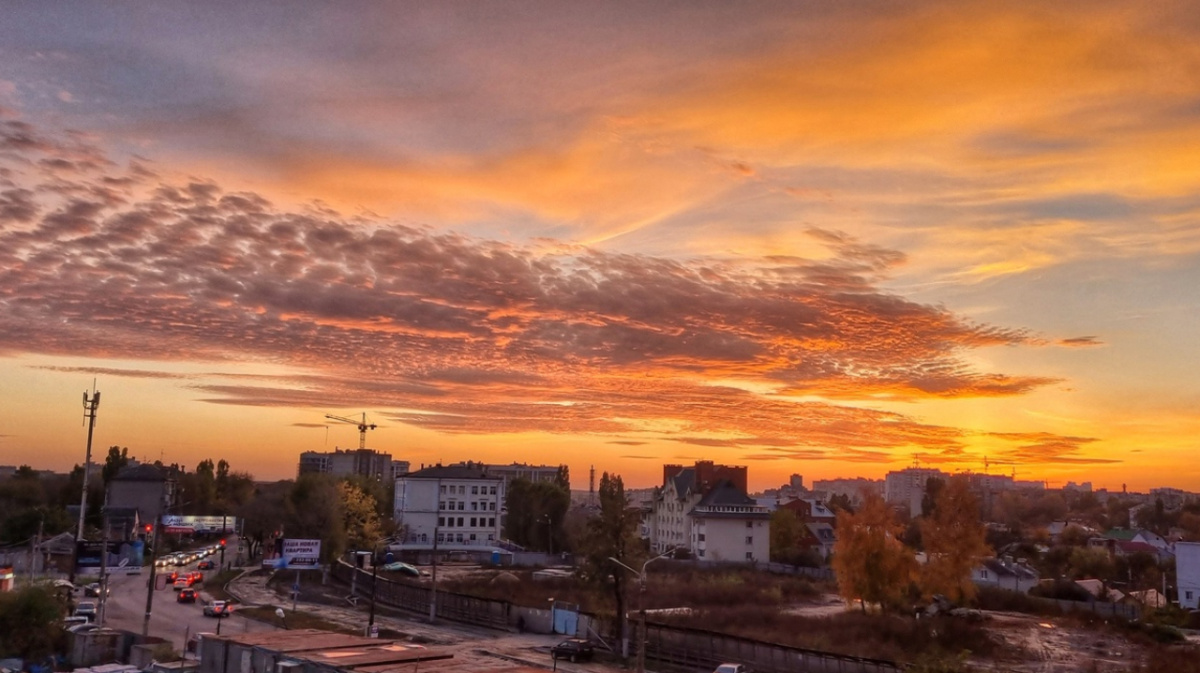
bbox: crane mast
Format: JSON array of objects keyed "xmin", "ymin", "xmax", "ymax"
[{"xmin": 325, "ymin": 412, "xmax": 377, "ymax": 450}]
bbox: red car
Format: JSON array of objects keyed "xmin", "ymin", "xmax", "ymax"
[
  {"xmin": 177, "ymin": 588, "xmax": 198, "ymax": 603},
  {"xmin": 165, "ymin": 571, "xmax": 179, "ymax": 583},
  {"xmin": 197, "ymin": 560, "xmax": 215, "ymax": 570}
]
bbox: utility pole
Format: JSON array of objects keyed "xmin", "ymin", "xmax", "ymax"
[{"xmin": 70, "ymin": 389, "xmax": 101, "ymax": 585}]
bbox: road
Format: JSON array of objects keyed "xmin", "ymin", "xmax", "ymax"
[{"xmin": 94, "ymin": 538, "xmax": 277, "ymax": 651}]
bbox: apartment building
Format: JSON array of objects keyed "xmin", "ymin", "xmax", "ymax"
[
  {"xmin": 393, "ymin": 464, "xmax": 504, "ymax": 549},
  {"xmin": 298, "ymin": 448, "xmax": 394, "ymax": 480}
]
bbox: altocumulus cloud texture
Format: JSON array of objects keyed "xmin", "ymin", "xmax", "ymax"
[{"xmin": 0, "ymin": 115, "xmax": 1107, "ymax": 465}]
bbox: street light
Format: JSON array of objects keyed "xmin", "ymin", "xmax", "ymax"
[{"xmin": 608, "ymin": 548, "xmax": 678, "ymax": 673}]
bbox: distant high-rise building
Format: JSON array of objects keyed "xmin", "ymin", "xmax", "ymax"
[
  {"xmin": 298, "ymin": 448, "xmax": 394, "ymax": 480},
  {"xmin": 884, "ymin": 467, "xmax": 948, "ymax": 515}
]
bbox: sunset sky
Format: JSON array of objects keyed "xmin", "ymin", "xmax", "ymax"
[{"xmin": 2, "ymin": 2, "xmax": 1199, "ymax": 491}]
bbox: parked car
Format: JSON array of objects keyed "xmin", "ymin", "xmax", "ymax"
[
  {"xmin": 74, "ymin": 601, "xmax": 98, "ymax": 621},
  {"xmin": 713, "ymin": 665, "xmax": 748, "ymax": 673},
  {"xmin": 550, "ymin": 639, "xmax": 594, "ymax": 662},
  {"xmin": 197, "ymin": 560, "xmax": 215, "ymax": 570},
  {"xmin": 177, "ymin": 588, "xmax": 198, "ymax": 603},
  {"xmin": 63, "ymin": 616, "xmax": 90, "ymax": 629},
  {"xmin": 204, "ymin": 600, "xmax": 233, "ymax": 617}
]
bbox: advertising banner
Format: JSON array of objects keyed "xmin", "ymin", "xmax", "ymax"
[
  {"xmin": 273, "ymin": 538, "xmax": 321, "ymax": 569},
  {"xmin": 160, "ymin": 515, "xmax": 239, "ymax": 535},
  {"xmin": 75, "ymin": 540, "xmax": 144, "ymax": 573}
]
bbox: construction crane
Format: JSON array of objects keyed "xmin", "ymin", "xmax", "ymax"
[{"xmin": 325, "ymin": 412, "xmax": 377, "ymax": 450}]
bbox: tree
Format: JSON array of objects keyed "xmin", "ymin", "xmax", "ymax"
[
  {"xmin": 504, "ymin": 477, "xmax": 571, "ymax": 553},
  {"xmin": 237, "ymin": 481, "xmax": 290, "ymax": 560},
  {"xmin": 769, "ymin": 508, "xmax": 804, "ymax": 564},
  {"xmin": 284, "ymin": 474, "xmax": 346, "ymax": 564},
  {"xmin": 832, "ymin": 492, "xmax": 915, "ymax": 612},
  {"xmin": 101, "ymin": 446, "xmax": 129, "ymax": 484},
  {"xmin": 827, "ymin": 493, "xmax": 856, "ymax": 515},
  {"xmin": 0, "ymin": 584, "xmax": 64, "ymax": 660},
  {"xmin": 919, "ymin": 476, "xmax": 991, "ymax": 603},
  {"xmin": 338, "ymin": 480, "xmax": 385, "ymax": 552},
  {"xmin": 1068, "ymin": 547, "xmax": 1115, "ymax": 580},
  {"xmin": 578, "ymin": 473, "xmax": 643, "ymax": 658}
]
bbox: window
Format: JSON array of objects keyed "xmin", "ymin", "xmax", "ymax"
[
  {"xmin": 488, "ymin": 517, "xmax": 495, "ymax": 527},
  {"xmin": 470, "ymin": 533, "xmax": 477, "ymax": 541},
  {"xmin": 439, "ymin": 501, "xmax": 445, "ymax": 510},
  {"xmin": 746, "ymin": 536, "xmax": 753, "ymax": 545},
  {"xmin": 697, "ymin": 533, "xmax": 705, "ymax": 541},
  {"xmin": 489, "ymin": 501, "xmax": 496, "ymax": 511},
  {"xmin": 471, "ymin": 517, "xmax": 477, "ymax": 527},
  {"xmin": 437, "ymin": 533, "xmax": 444, "ymax": 543},
  {"xmin": 698, "ymin": 549, "xmax": 705, "ymax": 557},
  {"xmin": 472, "ymin": 502, "xmax": 478, "ymax": 511},
  {"xmin": 746, "ymin": 521, "xmax": 753, "ymax": 528},
  {"xmin": 447, "ymin": 499, "xmax": 455, "ymax": 510},
  {"xmin": 489, "ymin": 486, "xmax": 497, "ymax": 495},
  {"xmin": 457, "ymin": 517, "xmax": 464, "ymax": 527},
  {"xmin": 1188, "ymin": 591, "xmax": 1195, "ymax": 601},
  {"xmin": 438, "ymin": 517, "xmax": 445, "ymax": 527},
  {"xmin": 746, "ymin": 552, "xmax": 753, "ymax": 560},
  {"xmin": 458, "ymin": 485, "xmax": 465, "ymax": 494},
  {"xmin": 439, "ymin": 485, "xmax": 446, "ymax": 493},
  {"xmin": 455, "ymin": 533, "xmax": 463, "ymax": 542},
  {"xmin": 458, "ymin": 502, "xmax": 464, "ymax": 510},
  {"xmin": 472, "ymin": 486, "xmax": 479, "ymax": 495},
  {"xmin": 981, "ymin": 570, "xmax": 989, "ymax": 579},
  {"xmin": 487, "ymin": 533, "xmax": 495, "ymax": 541}
]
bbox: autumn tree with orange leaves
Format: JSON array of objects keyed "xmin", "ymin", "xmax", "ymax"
[
  {"xmin": 919, "ymin": 476, "xmax": 991, "ymax": 603},
  {"xmin": 832, "ymin": 491, "xmax": 916, "ymax": 612}
]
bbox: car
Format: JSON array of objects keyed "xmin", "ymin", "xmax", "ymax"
[
  {"xmin": 63, "ymin": 616, "xmax": 90, "ymax": 629},
  {"xmin": 190, "ymin": 571, "xmax": 205, "ymax": 584},
  {"xmin": 713, "ymin": 665, "xmax": 748, "ymax": 673},
  {"xmin": 173, "ymin": 579, "xmax": 190, "ymax": 591},
  {"xmin": 177, "ymin": 588, "xmax": 198, "ymax": 603},
  {"xmin": 174, "ymin": 555, "xmax": 188, "ymax": 566},
  {"xmin": 197, "ymin": 560, "xmax": 215, "ymax": 570},
  {"xmin": 165, "ymin": 571, "xmax": 179, "ymax": 583},
  {"xmin": 83, "ymin": 582, "xmax": 110, "ymax": 597},
  {"xmin": 74, "ymin": 601, "xmax": 98, "ymax": 621},
  {"xmin": 550, "ymin": 639, "xmax": 594, "ymax": 662},
  {"xmin": 66, "ymin": 622, "xmax": 101, "ymax": 634},
  {"xmin": 204, "ymin": 600, "xmax": 233, "ymax": 617}
]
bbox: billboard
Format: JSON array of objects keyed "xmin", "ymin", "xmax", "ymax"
[
  {"xmin": 75, "ymin": 540, "xmax": 145, "ymax": 573},
  {"xmin": 268, "ymin": 538, "xmax": 321, "ymax": 569},
  {"xmin": 160, "ymin": 515, "xmax": 239, "ymax": 535}
]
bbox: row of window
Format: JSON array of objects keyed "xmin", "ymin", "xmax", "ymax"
[
  {"xmin": 694, "ymin": 549, "xmax": 755, "ymax": 560},
  {"xmin": 438, "ymin": 516, "xmax": 497, "ymax": 528},
  {"xmin": 439, "ymin": 484, "xmax": 498, "ymax": 495},
  {"xmin": 693, "ymin": 534, "xmax": 754, "ymax": 545},
  {"xmin": 437, "ymin": 532, "xmax": 496, "ymax": 543},
  {"xmin": 440, "ymin": 500, "xmax": 496, "ymax": 511}
]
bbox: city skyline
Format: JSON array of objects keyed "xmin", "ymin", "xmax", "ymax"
[{"xmin": 2, "ymin": 2, "xmax": 1199, "ymax": 490}]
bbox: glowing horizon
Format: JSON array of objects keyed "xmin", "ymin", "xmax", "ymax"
[{"xmin": 2, "ymin": 2, "xmax": 1198, "ymax": 492}]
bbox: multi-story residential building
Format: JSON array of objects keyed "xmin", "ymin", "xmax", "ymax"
[
  {"xmin": 391, "ymin": 460, "xmax": 410, "ymax": 480},
  {"xmin": 884, "ymin": 468, "xmax": 948, "ymax": 515},
  {"xmin": 690, "ymin": 481, "xmax": 770, "ymax": 563},
  {"xmin": 1176, "ymin": 542, "xmax": 1200, "ymax": 609},
  {"xmin": 648, "ymin": 461, "xmax": 767, "ymax": 563},
  {"xmin": 810, "ymin": 477, "xmax": 883, "ymax": 505},
  {"xmin": 393, "ymin": 464, "xmax": 504, "ymax": 550},
  {"xmin": 298, "ymin": 448, "xmax": 394, "ymax": 480},
  {"xmin": 472, "ymin": 462, "xmax": 564, "ymax": 485}
]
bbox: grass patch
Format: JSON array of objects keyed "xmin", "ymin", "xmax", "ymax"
[
  {"xmin": 239, "ymin": 605, "xmax": 354, "ymax": 633},
  {"xmin": 659, "ymin": 608, "xmax": 1002, "ymax": 664},
  {"xmin": 201, "ymin": 569, "xmax": 243, "ymax": 602}
]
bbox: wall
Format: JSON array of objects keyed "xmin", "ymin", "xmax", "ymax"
[{"xmin": 698, "ymin": 517, "xmax": 767, "ymax": 563}]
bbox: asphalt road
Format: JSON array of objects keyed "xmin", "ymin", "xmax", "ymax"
[{"xmin": 93, "ymin": 538, "xmax": 277, "ymax": 651}]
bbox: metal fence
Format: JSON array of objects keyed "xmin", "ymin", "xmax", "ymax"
[
  {"xmin": 331, "ymin": 561, "xmax": 512, "ymax": 629},
  {"xmin": 638, "ymin": 621, "xmax": 900, "ymax": 673}
]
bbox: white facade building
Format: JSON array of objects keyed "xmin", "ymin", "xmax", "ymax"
[
  {"xmin": 393, "ymin": 465, "xmax": 505, "ymax": 550},
  {"xmin": 650, "ymin": 470, "xmax": 704, "ymax": 554},
  {"xmin": 1176, "ymin": 541, "xmax": 1200, "ymax": 609},
  {"xmin": 690, "ymin": 482, "xmax": 770, "ymax": 563}
]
